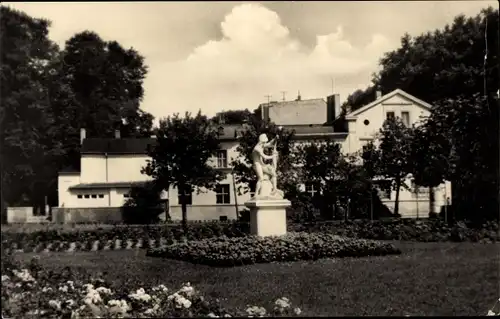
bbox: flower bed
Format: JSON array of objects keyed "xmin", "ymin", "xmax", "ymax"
[
  {"xmin": 146, "ymin": 232, "xmax": 401, "ymax": 266},
  {"xmin": 1, "ymin": 219, "xmax": 498, "ymax": 254},
  {"xmin": 1, "ymin": 256, "xmax": 302, "ymax": 318}
]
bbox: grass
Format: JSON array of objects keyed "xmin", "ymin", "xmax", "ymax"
[{"xmin": 12, "ymin": 242, "xmax": 499, "ymax": 316}]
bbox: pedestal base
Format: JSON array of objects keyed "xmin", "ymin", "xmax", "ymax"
[{"xmin": 244, "ymin": 199, "xmax": 291, "ymax": 237}]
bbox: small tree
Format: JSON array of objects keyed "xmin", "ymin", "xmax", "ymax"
[
  {"xmin": 372, "ymin": 117, "xmax": 414, "ymax": 216},
  {"xmin": 142, "ymin": 111, "xmax": 225, "ymax": 231},
  {"xmin": 232, "ymin": 112, "xmax": 298, "ymax": 199},
  {"xmin": 122, "ymin": 181, "xmax": 164, "ymax": 224}
]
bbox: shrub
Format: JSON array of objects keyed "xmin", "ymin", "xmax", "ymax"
[{"xmin": 146, "ymin": 232, "xmax": 401, "ymax": 266}]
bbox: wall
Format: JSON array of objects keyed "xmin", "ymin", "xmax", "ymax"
[
  {"xmin": 107, "ymin": 154, "xmax": 152, "ymax": 182},
  {"xmin": 268, "ymin": 99, "xmax": 327, "ymax": 125},
  {"xmin": 347, "ymin": 94, "xmax": 430, "ymax": 154},
  {"xmin": 58, "ymin": 173, "xmax": 81, "ymax": 207},
  {"xmin": 169, "ymin": 205, "xmax": 244, "ymax": 221},
  {"xmin": 80, "ymin": 155, "xmax": 107, "ymax": 183},
  {"xmin": 52, "ymin": 207, "xmax": 123, "ymax": 223}
]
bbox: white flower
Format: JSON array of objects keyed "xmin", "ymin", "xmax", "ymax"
[
  {"xmin": 223, "ymin": 314, "xmax": 232, "ymax": 317},
  {"xmin": 1, "ymin": 275, "xmax": 10, "ymax": 282},
  {"xmin": 65, "ymin": 299, "xmax": 76, "ymax": 308},
  {"xmin": 42, "ymin": 286, "xmax": 53, "ymax": 292},
  {"xmin": 207, "ymin": 313, "xmax": 219, "ymax": 318},
  {"xmin": 487, "ymin": 310, "xmax": 496, "ymax": 316},
  {"xmin": 82, "ymin": 283, "xmax": 94, "ymax": 292},
  {"xmin": 275, "ymin": 297, "xmax": 291, "ymax": 309},
  {"xmin": 179, "ymin": 284, "xmax": 195, "ymax": 297},
  {"xmin": 96, "ymin": 287, "xmax": 112, "ymax": 295},
  {"xmin": 293, "ymin": 307, "xmax": 301, "ymax": 315},
  {"xmin": 49, "ymin": 299, "xmax": 62, "ymax": 310},
  {"xmin": 144, "ymin": 308, "xmax": 155, "ymax": 315},
  {"xmin": 59, "ymin": 285, "xmax": 69, "ymax": 292}
]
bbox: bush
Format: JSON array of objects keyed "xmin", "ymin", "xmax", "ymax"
[{"xmin": 146, "ymin": 232, "xmax": 401, "ymax": 266}]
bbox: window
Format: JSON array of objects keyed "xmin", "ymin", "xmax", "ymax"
[
  {"xmin": 98, "ymin": 194, "xmax": 104, "ymax": 198},
  {"xmin": 305, "ymin": 182, "xmax": 319, "ymax": 198},
  {"xmin": 219, "ymin": 215, "xmax": 228, "ymax": 222},
  {"xmin": 77, "ymin": 195, "xmax": 83, "ymax": 199},
  {"xmin": 401, "ymin": 111, "xmax": 410, "ymax": 127},
  {"xmin": 123, "ymin": 193, "xmax": 130, "ymax": 198},
  {"xmin": 363, "ymin": 119, "xmax": 370, "ymax": 126},
  {"xmin": 178, "ymin": 187, "xmax": 193, "ymax": 205},
  {"xmin": 216, "ymin": 150, "xmax": 228, "ymax": 168},
  {"xmin": 215, "ymin": 184, "xmax": 231, "ymax": 204},
  {"xmin": 84, "ymin": 194, "xmax": 90, "ymax": 199},
  {"xmin": 386, "ymin": 111, "xmax": 395, "ymax": 120},
  {"xmin": 91, "ymin": 194, "xmax": 97, "ymax": 198}
]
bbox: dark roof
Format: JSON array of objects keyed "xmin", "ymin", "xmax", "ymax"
[
  {"xmin": 69, "ymin": 181, "xmax": 147, "ymax": 190},
  {"xmin": 80, "ymin": 124, "xmax": 347, "ymax": 154},
  {"xmin": 59, "ymin": 166, "xmax": 81, "ymax": 174},
  {"xmin": 81, "ymin": 138, "xmax": 156, "ymax": 154}
]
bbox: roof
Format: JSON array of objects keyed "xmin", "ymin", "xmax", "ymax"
[
  {"xmin": 59, "ymin": 166, "xmax": 80, "ymax": 174},
  {"xmin": 69, "ymin": 181, "xmax": 148, "ymax": 190},
  {"xmin": 346, "ymin": 89, "xmax": 433, "ymax": 119},
  {"xmin": 80, "ymin": 123, "xmax": 348, "ymax": 155},
  {"xmin": 81, "ymin": 138, "xmax": 156, "ymax": 154}
]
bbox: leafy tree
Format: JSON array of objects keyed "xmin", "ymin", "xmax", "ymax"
[
  {"xmin": 232, "ymin": 111, "xmax": 298, "ymax": 199},
  {"xmin": 51, "ymin": 31, "xmax": 153, "ymax": 169},
  {"xmin": 0, "ymin": 6, "xmax": 62, "ymax": 215},
  {"xmin": 345, "ymin": 8, "xmax": 498, "ymax": 110},
  {"xmin": 411, "ymin": 94, "xmax": 498, "ymax": 221},
  {"xmin": 142, "ymin": 111, "xmax": 225, "ymax": 230},
  {"xmin": 369, "ymin": 117, "xmax": 414, "ymax": 216},
  {"xmin": 122, "ymin": 181, "xmax": 164, "ymax": 224}
]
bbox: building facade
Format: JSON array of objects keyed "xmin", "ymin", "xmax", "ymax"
[{"xmin": 56, "ymin": 89, "xmax": 450, "ymax": 222}]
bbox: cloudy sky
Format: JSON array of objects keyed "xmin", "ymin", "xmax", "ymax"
[{"xmin": 5, "ymin": 1, "xmax": 497, "ymax": 121}]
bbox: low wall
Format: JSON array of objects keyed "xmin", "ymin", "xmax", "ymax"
[
  {"xmin": 7, "ymin": 207, "xmax": 34, "ymax": 223},
  {"xmin": 52, "ymin": 207, "xmax": 123, "ymax": 224},
  {"xmin": 169, "ymin": 205, "xmax": 241, "ymax": 221}
]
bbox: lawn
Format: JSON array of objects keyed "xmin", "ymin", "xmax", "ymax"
[{"xmin": 13, "ymin": 242, "xmax": 499, "ymax": 316}]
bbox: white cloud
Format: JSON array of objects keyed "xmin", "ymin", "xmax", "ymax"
[{"xmin": 145, "ymin": 3, "xmax": 396, "ymax": 120}]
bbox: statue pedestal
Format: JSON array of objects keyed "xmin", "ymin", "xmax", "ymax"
[{"xmin": 244, "ymin": 198, "xmax": 291, "ymax": 237}]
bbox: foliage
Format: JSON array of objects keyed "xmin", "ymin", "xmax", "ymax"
[
  {"xmin": 232, "ymin": 112, "xmax": 299, "ymax": 198},
  {"xmin": 1, "ymin": 260, "xmax": 302, "ymax": 318},
  {"xmin": 0, "ymin": 6, "xmax": 62, "ymax": 211},
  {"xmin": 411, "ymin": 94, "xmax": 498, "ymax": 221},
  {"xmin": 122, "ymin": 181, "xmax": 164, "ymax": 224},
  {"xmin": 147, "ymin": 233, "xmax": 401, "ymax": 266},
  {"xmin": 363, "ymin": 117, "xmax": 414, "ymax": 216},
  {"xmin": 344, "ymin": 7, "xmax": 499, "ymax": 221},
  {"xmin": 142, "ymin": 111, "xmax": 225, "ymax": 229}
]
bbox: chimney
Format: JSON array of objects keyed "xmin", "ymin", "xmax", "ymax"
[
  {"xmin": 326, "ymin": 94, "xmax": 341, "ymax": 123},
  {"xmin": 260, "ymin": 104, "xmax": 270, "ymax": 121},
  {"xmin": 376, "ymin": 90, "xmax": 382, "ymax": 99},
  {"xmin": 218, "ymin": 113, "xmax": 225, "ymax": 124},
  {"xmin": 115, "ymin": 130, "xmax": 121, "ymax": 139},
  {"xmin": 295, "ymin": 90, "xmax": 302, "ymax": 101},
  {"xmin": 80, "ymin": 128, "xmax": 86, "ymax": 145}
]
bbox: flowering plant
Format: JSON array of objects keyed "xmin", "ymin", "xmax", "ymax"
[{"xmin": 1, "ymin": 256, "xmax": 303, "ymax": 318}]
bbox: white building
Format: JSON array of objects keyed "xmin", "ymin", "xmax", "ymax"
[{"xmin": 55, "ymin": 88, "xmax": 450, "ymax": 223}]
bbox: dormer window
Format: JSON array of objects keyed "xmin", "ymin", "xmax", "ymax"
[
  {"xmin": 386, "ymin": 112, "xmax": 395, "ymax": 120},
  {"xmin": 217, "ymin": 126, "xmax": 224, "ymax": 136}
]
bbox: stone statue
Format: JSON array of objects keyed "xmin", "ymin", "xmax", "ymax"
[{"xmin": 251, "ymin": 133, "xmax": 284, "ymax": 199}]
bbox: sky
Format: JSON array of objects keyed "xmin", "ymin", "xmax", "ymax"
[{"xmin": 5, "ymin": 1, "xmax": 498, "ymax": 121}]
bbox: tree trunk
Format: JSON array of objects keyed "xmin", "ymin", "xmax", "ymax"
[
  {"xmin": 394, "ymin": 178, "xmax": 401, "ymax": 216},
  {"xmin": 179, "ymin": 184, "xmax": 188, "ymax": 234}
]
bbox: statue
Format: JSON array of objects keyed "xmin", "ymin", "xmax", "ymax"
[{"xmin": 251, "ymin": 133, "xmax": 284, "ymax": 199}]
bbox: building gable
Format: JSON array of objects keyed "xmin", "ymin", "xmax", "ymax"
[{"xmin": 346, "ymin": 89, "xmax": 433, "ymax": 119}]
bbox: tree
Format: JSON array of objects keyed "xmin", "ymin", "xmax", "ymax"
[
  {"xmin": 370, "ymin": 117, "xmax": 414, "ymax": 216},
  {"xmin": 345, "ymin": 7, "xmax": 499, "ymax": 221},
  {"xmin": 345, "ymin": 8, "xmax": 498, "ymax": 110},
  {"xmin": 232, "ymin": 111, "xmax": 298, "ymax": 201},
  {"xmin": 142, "ymin": 111, "xmax": 225, "ymax": 230},
  {"xmin": 51, "ymin": 31, "xmax": 154, "ymax": 170},
  {"xmin": 0, "ymin": 6, "xmax": 61, "ymax": 215},
  {"xmin": 122, "ymin": 181, "xmax": 164, "ymax": 224},
  {"xmin": 411, "ymin": 94, "xmax": 498, "ymax": 221}
]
